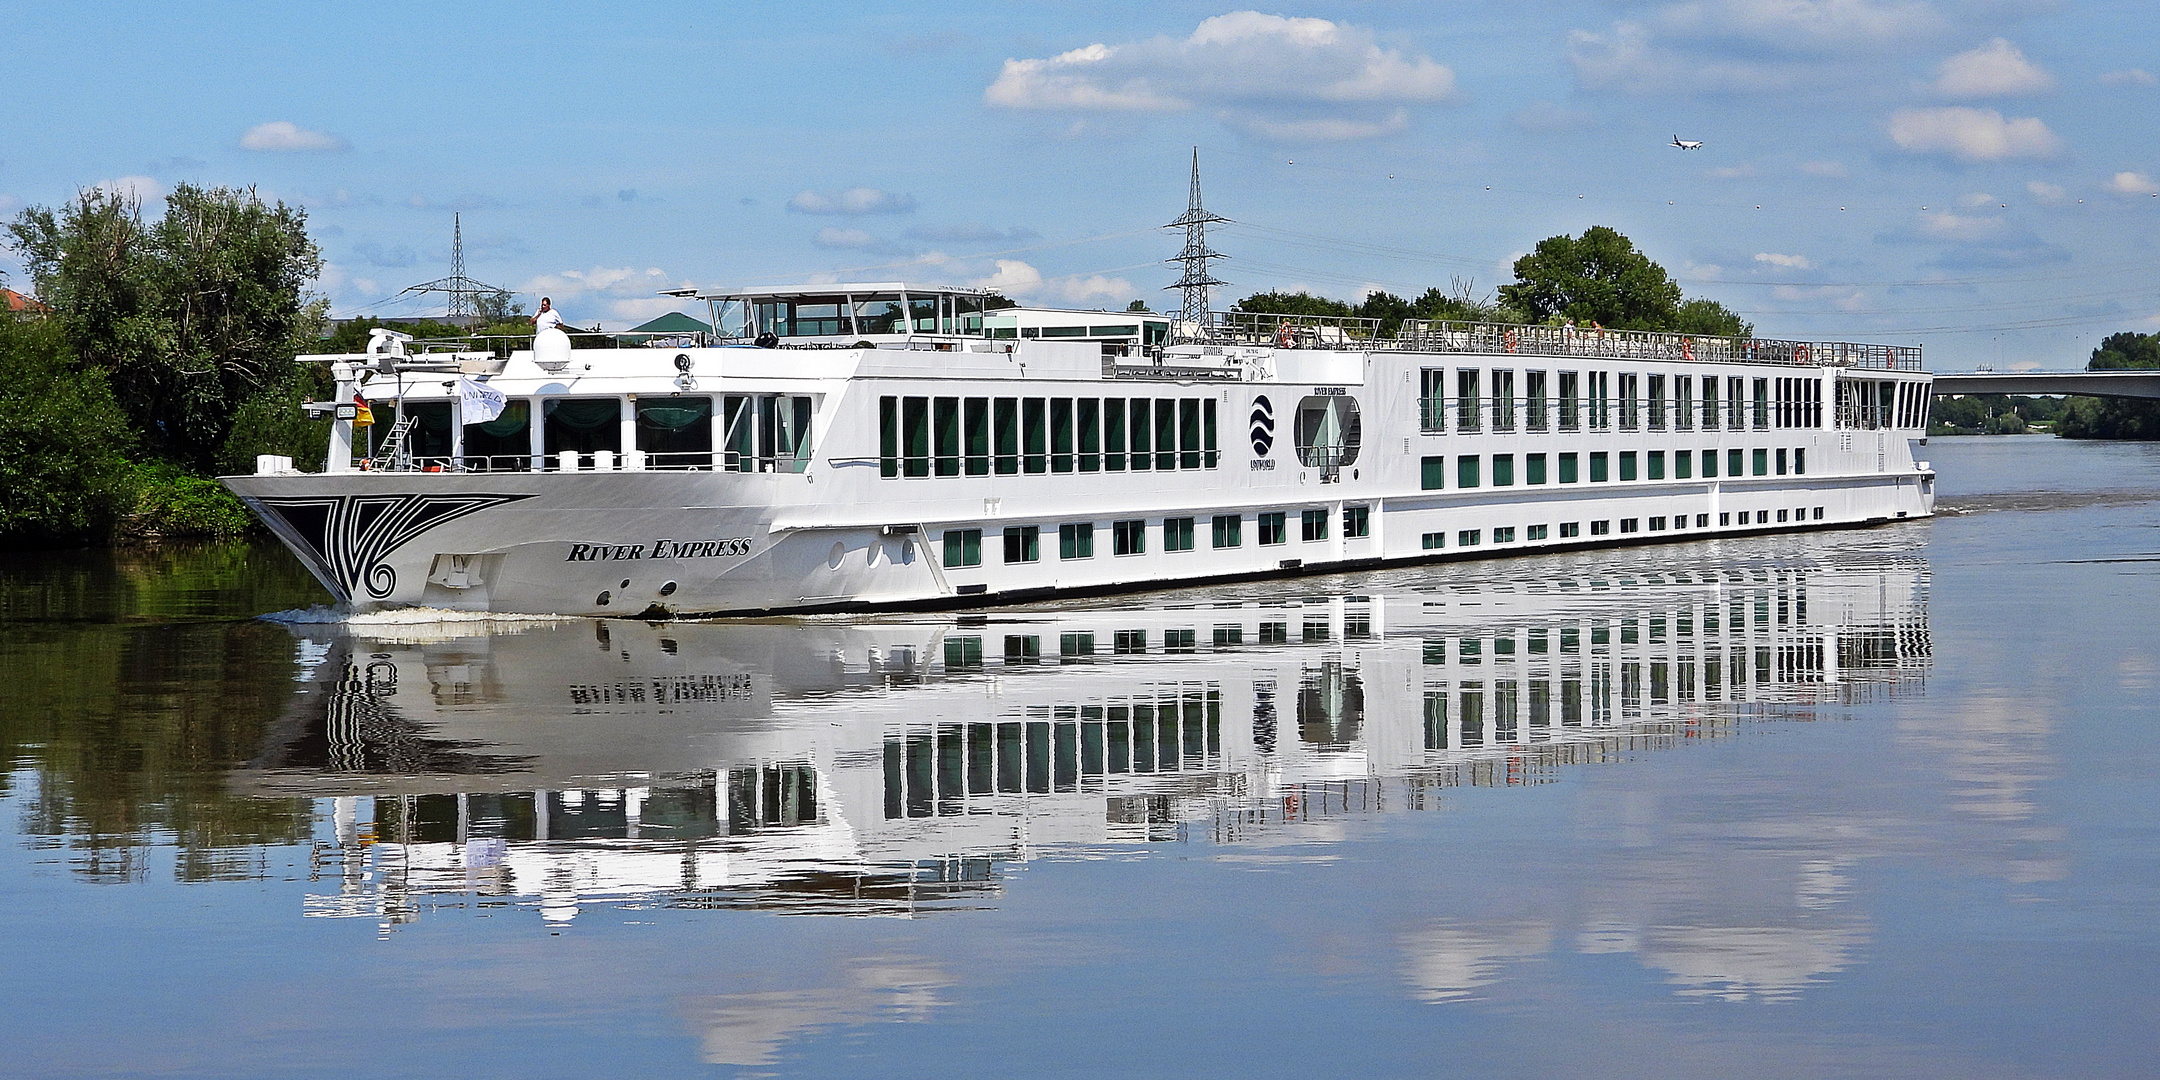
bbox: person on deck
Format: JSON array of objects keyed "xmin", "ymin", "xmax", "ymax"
[{"xmin": 533, "ymin": 297, "xmax": 566, "ymax": 334}]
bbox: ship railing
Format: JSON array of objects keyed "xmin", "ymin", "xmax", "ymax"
[
  {"xmin": 1394, "ymin": 320, "xmax": 1922, "ymax": 371},
  {"xmin": 353, "ymin": 450, "xmax": 810, "ymax": 474},
  {"xmin": 1836, "ymin": 405, "xmax": 1893, "ymax": 429},
  {"xmin": 1202, "ymin": 310, "xmax": 1384, "ymax": 347}
]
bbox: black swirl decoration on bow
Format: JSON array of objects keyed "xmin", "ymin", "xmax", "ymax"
[
  {"xmin": 248, "ymin": 493, "xmax": 535, "ymax": 602},
  {"xmin": 1249, "ymin": 395, "xmax": 1276, "ymax": 456}
]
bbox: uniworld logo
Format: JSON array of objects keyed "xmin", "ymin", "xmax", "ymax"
[{"xmin": 1250, "ymin": 395, "xmax": 1275, "ymax": 456}]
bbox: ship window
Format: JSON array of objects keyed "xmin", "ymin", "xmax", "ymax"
[
  {"xmin": 1103, "ymin": 398, "xmax": 1126, "ymax": 471},
  {"xmin": 1590, "ymin": 520, "xmax": 1611, "ymax": 535},
  {"xmin": 1164, "ymin": 517, "xmax": 1196, "ymax": 552},
  {"xmin": 1051, "ymin": 398, "xmax": 1074, "ymax": 473},
  {"xmin": 1023, "ymin": 398, "xmax": 1047, "ymax": 473},
  {"xmin": 1301, "ymin": 509, "xmax": 1328, "ymax": 542},
  {"xmin": 1675, "ymin": 450, "xmax": 1691, "ymax": 479},
  {"xmin": 399, "ymin": 400, "xmax": 454, "ymax": 460},
  {"xmin": 1494, "ymin": 527, "xmax": 1516, "ymax": 543},
  {"xmin": 1794, "ymin": 448, "xmax": 1806, "ymax": 474},
  {"xmin": 1003, "ymin": 525, "xmax": 1039, "ymax": 563},
  {"xmin": 463, "ymin": 399, "xmax": 531, "ymax": 470},
  {"xmin": 1294, "ymin": 395, "xmax": 1361, "ymax": 469},
  {"xmin": 756, "ymin": 395, "xmax": 813, "ymax": 473},
  {"xmin": 1776, "ymin": 447, "xmax": 1788, "ymax": 475},
  {"xmin": 1527, "ymin": 524, "xmax": 1548, "ymax": 540},
  {"xmin": 1492, "ymin": 454, "xmax": 1514, "ymax": 486},
  {"xmin": 1258, "ymin": 512, "xmax": 1287, "ymax": 546},
  {"xmin": 1128, "ymin": 400, "xmax": 1151, "ymax": 472},
  {"xmin": 1203, "ymin": 399, "xmax": 1218, "ymax": 467},
  {"xmin": 1212, "ymin": 515, "xmax": 1242, "ymax": 548},
  {"xmin": 1077, "ymin": 399, "xmax": 1100, "ymax": 472},
  {"xmin": 1558, "ymin": 452, "xmax": 1578, "ymax": 484},
  {"xmin": 1619, "ymin": 451, "xmax": 1637, "ymax": 481},
  {"xmin": 544, "ymin": 397, "xmax": 623, "ymax": 458},
  {"xmin": 1343, "ymin": 505, "xmax": 1370, "ymax": 538},
  {"xmin": 964, "ymin": 398, "xmax": 989, "ymax": 475},
  {"xmin": 1422, "ymin": 532, "xmax": 1445, "ymax": 550},
  {"xmin": 1457, "ymin": 455, "xmax": 1480, "ymax": 489},
  {"xmin": 944, "ymin": 529, "xmax": 982, "ymax": 568},
  {"xmin": 934, "ymin": 397, "xmax": 961, "ymax": 476},
  {"xmin": 1113, "ymin": 519, "xmax": 1146, "ymax": 555},
  {"xmin": 1702, "ymin": 449, "xmax": 1718, "ymax": 477},
  {"xmin": 1155, "ymin": 400, "xmax": 1177, "ymax": 471},
  {"xmin": 1647, "ymin": 450, "xmax": 1664, "ymax": 480},
  {"xmin": 1526, "ymin": 453, "xmax": 1546, "ymax": 485},
  {"xmin": 1459, "ymin": 529, "xmax": 1481, "ymax": 547},
  {"xmin": 1559, "ymin": 522, "xmax": 1580, "ymax": 538},
  {"xmin": 1590, "ymin": 452, "xmax": 1609, "ymax": 483},
  {"xmin": 1728, "ymin": 448, "xmax": 1744, "ymax": 477},
  {"xmin": 1059, "ymin": 523, "xmax": 1094, "ymax": 559},
  {"xmin": 1179, "ymin": 400, "xmax": 1202, "ymax": 470},
  {"xmin": 994, "ymin": 398, "xmax": 1018, "ymax": 475},
  {"xmin": 1421, "ymin": 455, "xmax": 1446, "ymax": 490},
  {"xmin": 635, "ymin": 397, "xmax": 713, "ymax": 466},
  {"xmin": 1753, "ymin": 448, "xmax": 1769, "ymax": 476}
]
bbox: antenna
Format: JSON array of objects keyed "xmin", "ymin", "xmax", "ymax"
[
  {"xmin": 1163, "ymin": 148, "xmax": 1230, "ymax": 336},
  {"xmin": 395, "ymin": 212, "xmax": 512, "ymax": 325}
]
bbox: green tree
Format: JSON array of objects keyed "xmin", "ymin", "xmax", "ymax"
[
  {"xmin": 0, "ymin": 313, "xmax": 136, "ymax": 546},
  {"xmin": 9, "ymin": 184, "xmax": 323, "ymax": 472},
  {"xmin": 1234, "ymin": 290, "xmax": 1356, "ymax": 319},
  {"xmin": 2058, "ymin": 330, "xmax": 2160, "ymax": 439},
  {"xmin": 1499, "ymin": 226, "xmax": 1750, "ymax": 336},
  {"xmin": 1125, "ymin": 299, "xmax": 1152, "ymax": 313}
]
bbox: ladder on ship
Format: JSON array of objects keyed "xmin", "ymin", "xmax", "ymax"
[{"xmin": 373, "ymin": 415, "xmax": 419, "ymax": 471}]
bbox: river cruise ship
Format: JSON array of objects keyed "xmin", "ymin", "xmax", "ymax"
[{"xmin": 224, "ymin": 286, "xmax": 1936, "ymax": 617}]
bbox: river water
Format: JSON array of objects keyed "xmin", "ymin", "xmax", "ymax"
[{"xmin": 2, "ymin": 436, "xmax": 2156, "ymax": 1079}]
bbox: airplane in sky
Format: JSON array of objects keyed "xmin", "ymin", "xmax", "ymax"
[{"xmin": 1671, "ymin": 135, "xmax": 1703, "ymax": 150}]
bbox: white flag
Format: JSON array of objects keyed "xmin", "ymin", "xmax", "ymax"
[{"xmin": 456, "ymin": 377, "xmax": 507, "ymax": 424}]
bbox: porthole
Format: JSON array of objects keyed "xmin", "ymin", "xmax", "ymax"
[
  {"xmin": 658, "ymin": 581, "xmax": 677, "ymax": 596},
  {"xmin": 828, "ymin": 541, "xmax": 846, "ymax": 570},
  {"xmin": 596, "ymin": 590, "xmax": 612, "ymax": 606},
  {"xmin": 619, "ymin": 579, "xmax": 631, "ymax": 589}
]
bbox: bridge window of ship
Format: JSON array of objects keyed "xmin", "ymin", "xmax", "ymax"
[
  {"xmin": 1059, "ymin": 523, "xmax": 1094, "ymax": 559},
  {"xmin": 393, "ymin": 400, "xmax": 454, "ymax": 464},
  {"xmin": 634, "ymin": 397, "xmax": 712, "ymax": 468},
  {"xmin": 1113, "ymin": 520, "xmax": 1146, "ymax": 556},
  {"xmin": 1257, "ymin": 512, "xmax": 1287, "ymax": 546},
  {"xmin": 461, "ymin": 400, "xmax": 531, "ymax": 470},
  {"xmin": 543, "ymin": 398, "xmax": 624, "ymax": 467},
  {"xmin": 720, "ymin": 393, "xmax": 813, "ymax": 473}
]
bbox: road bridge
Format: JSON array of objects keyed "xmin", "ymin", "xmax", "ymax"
[{"xmin": 1931, "ymin": 370, "xmax": 2160, "ymax": 400}]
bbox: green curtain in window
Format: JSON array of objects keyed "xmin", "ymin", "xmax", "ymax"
[
  {"xmin": 636, "ymin": 399, "xmax": 711, "ymax": 431},
  {"xmin": 547, "ymin": 398, "xmax": 620, "ymax": 430},
  {"xmin": 475, "ymin": 400, "xmax": 529, "ymax": 438}
]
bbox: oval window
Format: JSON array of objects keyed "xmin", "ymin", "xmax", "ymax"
[{"xmin": 1293, "ymin": 395, "xmax": 1361, "ymax": 469}]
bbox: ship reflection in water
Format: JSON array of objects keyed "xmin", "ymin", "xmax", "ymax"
[{"xmin": 250, "ymin": 552, "xmax": 1931, "ymax": 952}]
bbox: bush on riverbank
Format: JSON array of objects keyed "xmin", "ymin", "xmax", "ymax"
[
  {"xmin": 2058, "ymin": 331, "xmax": 2160, "ymax": 440},
  {"xmin": 122, "ymin": 463, "xmax": 254, "ymax": 540},
  {"xmin": 0, "ymin": 314, "xmax": 136, "ymax": 547}
]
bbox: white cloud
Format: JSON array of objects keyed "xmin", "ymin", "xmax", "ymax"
[
  {"xmin": 1955, "ymin": 192, "xmax": 1997, "ymax": 208},
  {"xmin": 787, "ymin": 187, "xmax": 916, "ymax": 215},
  {"xmin": 1754, "ymin": 252, "xmax": 1812, "ymax": 269},
  {"xmin": 1708, "ymin": 163, "xmax": 1758, "ymax": 179},
  {"xmin": 608, "ymin": 296, "xmax": 696, "ymax": 323},
  {"xmin": 1568, "ymin": 1, "xmax": 1945, "ymax": 96},
  {"xmin": 2025, "ymin": 180, "xmax": 2070, "ymax": 205},
  {"xmin": 93, "ymin": 175, "xmax": 164, "ymax": 203},
  {"xmin": 240, "ymin": 121, "xmax": 349, "ymax": 152},
  {"xmin": 1800, "ymin": 160, "xmax": 1849, "ymax": 178},
  {"xmin": 1918, "ymin": 210, "xmax": 2004, "ymax": 241},
  {"xmin": 1930, "ymin": 38, "xmax": 2053, "ymax": 98},
  {"xmin": 970, "ymin": 259, "xmax": 1043, "ymax": 295},
  {"xmin": 1886, "ymin": 107, "xmax": 2061, "ymax": 161},
  {"xmin": 813, "ymin": 227, "xmax": 882, "ymax": 250},
  {"xmin": 985, "ymin": 12, "xmax": 1456, "ymax": 141},
  {"xmin": 2106, "ymin": 171, "xmax": 2159, "ymax": 197},
  {"xmin": 962, "ymin": 259, "xmax": 1136, "ymax": 306},
  {"xmin": 516, "ymin": 266, "xmax": 675, "ymax": 308},
  {"xmin": 2100, "ymin": 68, "xmax": 2158, "ymax": 87}
]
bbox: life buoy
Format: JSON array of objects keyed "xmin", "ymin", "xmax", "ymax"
[
  {"xmin": 1503, "ymin": 329, "xmax": 1518, "ymax": 353},
  {"xmin": 1682, "ymin": 337, "xmax": 1694, "ymax": 361},
  {"xmin": 1275, "ymin": 322, "xmax": 1294, "ymax": 348},
  {"xmin": 1794, "ymin": 343, "xmax": 1810, "ymax": 364}
]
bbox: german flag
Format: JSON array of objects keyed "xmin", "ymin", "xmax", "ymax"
[{"xmin": 352, "ymin": 392, "xmax": 374, "ymax": 428}]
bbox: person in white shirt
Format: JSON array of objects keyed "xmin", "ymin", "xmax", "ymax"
[{"xmin": 532, "ymin": 297, "xmax": 566, "ymax": 333}]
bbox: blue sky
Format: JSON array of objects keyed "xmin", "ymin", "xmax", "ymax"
[{"xmin": 4, "ymin": 0, "xmax": 2156, "ymax": 367}]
